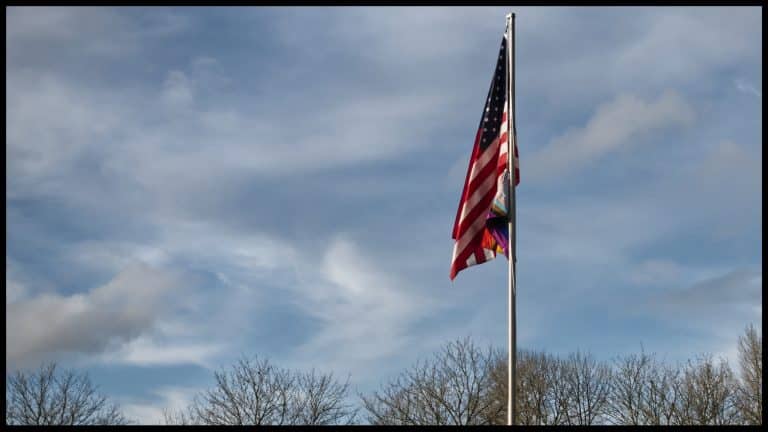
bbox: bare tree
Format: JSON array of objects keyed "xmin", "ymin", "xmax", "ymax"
[
  {"xmin": 560, "ymin": 351, "xmax": 612, "ymax": 425},
  {"xmin": 162, "ymin": 406, "xmax": 193, "ymax": 425},
  {"xmin": 735, "ymin": 323, "xmax": 762, "ymax": 425},
  {"xmin": 293, "ymin": 369, "xmax": 357, "ymax": 425},
  {"xmin": 6, "ymin": 362, "xmax": 129, "ymax": 425},
  {"xmin": 164, "ymin": 356, "xmax": 357, "ymax": 425},
  {"xmin": 672, "ymin": 354, "xmax": 740, "ymax": 425},
  {"xmin": 607, "ymin": 350, "xmax": 680, "ymax": 425},
  {"xmin": 640, "ymin": 358, "xmax": 681, "ymax": 425},
  {"xmin": 487, "ymin": 349, "xmax": 569, "ymax": 425},
  {"xmin": 166, "ymin": 327, "xmax": 761, "ymax": 426},
  {"xmin": 361, "ymin": 337, "xmax": 498, "ymax": 425},
  {"xmin": 488, "ymin": 349, "xmax": 611, "ymax": 425},
  {"xmin": 606, "ymin": 351, "xmax": 649, "ymax": 425}
]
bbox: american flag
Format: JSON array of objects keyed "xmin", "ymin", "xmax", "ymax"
[{"xmin": 450, "ymin": 33, "xmax": 519, "ymax": 280}]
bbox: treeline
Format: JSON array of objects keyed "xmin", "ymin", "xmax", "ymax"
[
  {"xmin": 5, "ymin": 324, "xmax": 761, "ymax": 425},
  {"xmin": 361, "ymin": 324, "xmax": 761, "ymax": 426}
]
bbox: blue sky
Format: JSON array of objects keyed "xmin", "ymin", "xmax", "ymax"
[{"xmin": 6, "ymin": 6, "xmax": 762, "ymax": 423}]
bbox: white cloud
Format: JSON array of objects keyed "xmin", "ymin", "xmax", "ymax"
[
  {"xmin": 43, "ymin": 223, "xmax": 305, "ymax": 369},
  {"xmin": 287, "ymin": 236, "xmax": 441, "ymax": 378},
  {"xmin": 646, "ymin": 269, "xmax": 762, "ymax": 366},
  {"xmin": 328, "ymin": 7, "xmax": 501, "ymax": 63},
  {"xmin": 615, "ymin": 8, "xmax": 761, "ymax": 86},
  {"xmin": 6, "ymin": 260, "xmax": 28, "ymax": 304},
  {"xmin": 626, "ymin": 259, "xmax": 730, "ymax": 290},
  {"xmin": 660, "ymin": 269, "xmax": 761, "ymax": 310},
  {"xmin": 98, "ymin": 336, "xmax": 223, "ymax": 368},
  {"xmin": 657, "ymin": 140, "xmax": 762, "ymax": 240},
  {"xmin": 684, "ymin": 140, "xmax": 762, "ymax": 202},
  {"xmin": 735, "ymin": 78, "xmax": 762, "ymax": 98},
  {"xmin": 6, "ymin": 278, "xmax": 26, "ymax": 305},
  {"xmin": 6, "ymin": 7, "xmax": 132, "ymax": 52},
  {"xmin": 629, "ymin": 259, "xmax": 686, "ymax": 287},
  {"xmin": 6, "ymin": 74, "xmax": 121, "ymax": 187},
  {"xmin": 155, "ymin": 220, "xmax": 299, "ymax": 274},
  {"xmin": 161, "ymin": 70, "xmax": 195, "ymax": 109},
  {"xmin": 6, "ymin": 7, "xmax": 190, "ymax": 60},
  {"xmin": 526, "ymin": 90, "xmax": 695, "ymax": 182},
  {"xmin": 6, "ymin": 263, "xmax": 186, "ymax": 370}
]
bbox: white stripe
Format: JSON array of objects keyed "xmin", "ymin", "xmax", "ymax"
[
  {"xmin": 465, "ymin": 248, "xmax": 496, "ymax": 269},
  {"xmin": 468, "ymin": 102, "xmax": 509, "ymax": 183},
  {"xmin": 457, "ymin": 172, "xmax": 497, "ymax": 226},
  {"xmin": 484, "ymin": 248, "xmax": 495, "ymax": 260},
  {"xmin": 468, "ymin": 137, "xmax": 501, "ymax": 183},
  {"xmin": 453, "ymin": 216, "xmax": 486, "ymax": 262},
  {"xmin": 498, "ymin": 105, "xmax": 510, "ymax": 157}
]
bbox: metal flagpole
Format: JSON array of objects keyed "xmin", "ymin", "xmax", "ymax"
[{"xmin": 505, "ymin": 12, "xmax": 518, "ymax": 427}]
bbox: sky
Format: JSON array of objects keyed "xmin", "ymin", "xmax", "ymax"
[{"xmin": 5, "ymin": 6, "xmax": 762, "ymax": 424}]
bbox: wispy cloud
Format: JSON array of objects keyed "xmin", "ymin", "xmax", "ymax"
[
  {"xmin": 6, "ymin": 263, "xmax": 187, "ymax": 370},
  {"xmin": 98, "ymin": 336, "xmax": 223, "ymax": 369},
  {"xmin": 6, "ymin": 6, "xmax": 189, "ymax": 60},
  {"xmin": 525, "ymin": 90, "xmax": 694, "ymax": 182},
  {"xmin": 657, "ymin": 269, "xmax": 761, "ymax": 312},
  {"xmin": 614, "ymin": 8, "xmax": 760, "ymax": 87},
  {"xmin": 288, "ymin": 236, "xmax": 441, "ymax": 378},
  {"xmin": 734, "ymin": 78, "xmax": 762, "ymax": 98},
  {"xmin": 648, "ymin": 269, "xmax": 762, "ymax": 365}
]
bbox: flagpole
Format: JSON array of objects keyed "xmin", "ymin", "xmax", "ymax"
[{"xmin": 505, "ymin": 12, "xmax": 517, "ymax": 427}]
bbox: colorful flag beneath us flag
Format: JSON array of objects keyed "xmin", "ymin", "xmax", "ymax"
[{"xmin": 450, "ymin": 32, "xmax": 519, "ymax": 280}]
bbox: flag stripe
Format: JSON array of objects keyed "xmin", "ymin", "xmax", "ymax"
[
  {"xmin": 452, "ymin": 130, "xmax": 483, "ymax": 239},
  {"xmin": 457, "ymin": 158, "xmax": 499, "ymax": 227},
  {"xmin": 452, "ymin": 202, "xmax": 496, "ymax": 269},
  {"xmin": 468, "ymin": 137, "xmax": 502, "ymax": 183},
  {"xmin": 454, "ymin": 184, "xmax": 497, "ymax": 242}
]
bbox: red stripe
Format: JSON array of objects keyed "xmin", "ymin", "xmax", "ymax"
[
  {"xmin": 474, "ymin": 249, "xmax": 483, "ymax": 264},
  {"xmin": 450, "ymin": 232, "xmax": 485, "ymax": 279},
  {"xmin": 497, "ymin": 153, "xmax": 507, "ymax": 176},
  {"xmin": 450, "ymin": 261, "xmax": 464, "ymax": 280},
  {"xmin": 498, "ymin": 132, "xmax": 508, "ymax": 147},
  {"xmin": 476, "ymin": 248, "xmax": 492, "ymax": 265},
  {"xmin": 455, "ymin": 180, "xmax": 496, "ymax": 240},
  {"xmin": 454, "ymin": 145, "xmax": 501, "ymax": 231},
  {"xmin": 452, "ymin": 129, "xmax": 483, "ymax": 239},
  {"xmin": 464, "ymin": 156, "xmax": 499, "ymax": 204},
  {"xmin": 451, "ymin": 236, "xmax": 491, "ymax": 279},
  {"xmin": 468, "ymin": 136, "xmax": 502, "ymax": 183},
  {"xmin": 456, "ymin": 192, "xmax": 495, "ymax": 260}
]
